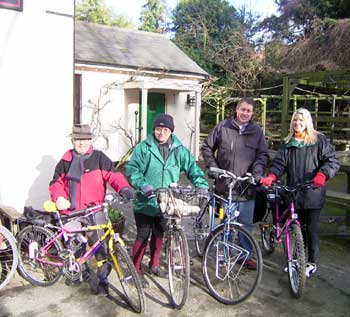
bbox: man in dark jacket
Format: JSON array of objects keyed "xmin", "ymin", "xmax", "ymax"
[
  {"xmin": 201, "ymin": 97, "xmax": 269, "ymax": 269},
  {"xmin": 50, "ymin": 124, "xmax": 133, "ymax": 296}
]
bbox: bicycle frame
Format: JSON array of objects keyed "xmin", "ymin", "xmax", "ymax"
[
  {"xmin": 206, "ymin": 170, "xmax": 256, "ymax": 265},
  {"xmin": 194, "ymin": 167, "xmax": 256, "ymax": 258},
  {"xmin": 267, "ymin": 186, "xmax": 302, "ymax": 260},
  {"xmin": 33, "ymin": 211, "xmax": 125, "ymax": 276},
  {"xmin": 209, "ymin": 174, "xmax": 251, "ymax": 230}
]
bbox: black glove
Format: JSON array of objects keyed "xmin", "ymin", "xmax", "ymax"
[
  {"xmin": 208, "ymin": 170, "xmax": 219, "ymax": 180},
  {"xmin": 141, "ymin": 185, "xmax": 156, "ymax": 199},
  {"xmin": 119, "ymin": 187, "xmax": 135, "ymax": 201}
]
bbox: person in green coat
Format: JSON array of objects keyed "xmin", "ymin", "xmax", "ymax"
[{"xmin": 125, "ymin": 114, "xmax": 208, "ymax": 288}]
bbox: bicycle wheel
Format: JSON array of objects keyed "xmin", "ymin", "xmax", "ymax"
[
  {"xmin": 194, "ymin": 201, "xmax": 212, "ymax": 257},
  {"xmin": 109, "ymin": 243, "xmax": 145, "ymax": 313},
  {"xmin": 168, "ymin": 227, "xmax": 190, "ymax": 309},
  {"xmin": 260, "ymin": 210, "xmax": 275, "ymax": 254},
  {"xmin": 17, "ymin": 226, "xmax": 63, "ymax": 287},
  {"xmin": 203, "ymin": 223, "xmax": 263, "ymax": 305},
  {"xmin": 0, "ymin": 226, "xmax": 18, "ymax": 290},
  {"xmin": 286, "ymin": 223, "xmax": 306, "ymax": 298}
]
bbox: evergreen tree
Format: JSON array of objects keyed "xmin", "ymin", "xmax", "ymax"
[
  {"xmin": 75, "ymin": 0, "xmax": 134, "ymax": 28},
  {"xmin": 139, "ymin": 0, "xmax": 166, "ymax": 33}
]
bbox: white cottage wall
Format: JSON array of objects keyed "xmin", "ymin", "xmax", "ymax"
[
  {"xmin": 167, "ymin": 92, "xmax": 197, "ymax": 154},
  {"xmin": 0, "ymin": 2, "xmax": 74, "ymax": 214},
  {"xmin": 79, "ymin": 71, "xmax": 134, "ymax": 162},
  {"xmin": 78, "ymin": 69, "xmax": 203, "ymax": 162}
]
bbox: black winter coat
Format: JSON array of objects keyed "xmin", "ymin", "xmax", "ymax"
[
  {"xmin": 270, "ymin": 133, "xmax": 340, "ymax": 209},
  {"xmin": 201, "ymin": 118, "xmax": 269, "ymax": 199}
]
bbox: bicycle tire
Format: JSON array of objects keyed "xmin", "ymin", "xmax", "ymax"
[
  {"xmin": 17, "ymin": 225, "xmax": 63, "ymax": 287},
  {"xmin": 109, "ymin": 243, "xmax": 145, "ymax": 313},
  {"xmin": 260, "ymin": 211, "xmax": 275, "ymax": 254},
  {"xmin": 286, "ymin": 223, "xmax": 306, "ymax": 298},
  {"xmin": 203, "ymin": 223, "xmax": 263, "ymax": 305},
  {"xmin": 0, "ymin": 226, "xmax": 18, "ymax": 290},
  {"xmin": 194, "ymin": 201, "xmax": 212, "ymax": 257},
  {"xmin": 167, "ymin": 227, "xmax": 190, "ymax": 309}
]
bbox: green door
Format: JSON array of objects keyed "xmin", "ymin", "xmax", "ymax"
[{"xmin": 139, "ymin": 92, "xmax": 165, "ymax": 138}]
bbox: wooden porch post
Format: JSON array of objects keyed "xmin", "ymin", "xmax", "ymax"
[
  {"xmin": 194, "ymin": 91, "xmax": 201, "ymax": 160},
  {"xmin": 260, "ymin": 98, "xmax": 267, "ymax": 135},
  {"xmin": 141, "ymin": 88, "xmax": 148, "ymax": 141},
  {"xmin": 281, "ymin": 76, "xmax": 289, "ymax": 138}
]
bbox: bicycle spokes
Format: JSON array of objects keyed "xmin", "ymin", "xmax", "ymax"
[
  {"xmin": 215, "ymin": 240, "xmax": 249, "ymax": 280},
  {"xmin": 203, "ymin": 224, "xmax": 262, "ymax": 305}
]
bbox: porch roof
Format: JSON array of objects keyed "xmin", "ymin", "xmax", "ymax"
[{"xmin": 75, "ymin": 21, "xmax": 208, "ymax": 79}]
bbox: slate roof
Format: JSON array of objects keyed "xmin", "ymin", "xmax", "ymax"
[{"xmin": 75, "ymin": 21, "xmax": 208, "ymax": 78}]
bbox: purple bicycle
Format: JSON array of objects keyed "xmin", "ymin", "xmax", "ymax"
[{"xmin": 260, "ymin": 181, "xmax": 312, "ymax": 298}]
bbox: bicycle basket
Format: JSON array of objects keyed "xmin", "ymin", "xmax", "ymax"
[{"xmin": 158, "ymin": 188, "xmax": 202, "ymax": 217}]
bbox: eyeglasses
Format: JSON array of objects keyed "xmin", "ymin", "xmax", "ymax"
[
  {"xmin": 73, "ymin": 138, "xmax": 91, "ymax": 141},
  {"xmin": 154, "ymin": 127, "xmax": 171, "ymax": 133}
]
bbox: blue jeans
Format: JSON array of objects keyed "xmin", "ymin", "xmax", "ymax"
[{"xmin": 236, "ymin": 200, "xmax": 255, "ymax": 256}]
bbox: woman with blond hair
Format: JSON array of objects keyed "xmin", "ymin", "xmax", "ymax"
[{"xmin": 260, "ymin": 108, "xmax": 340, "ymax": 277}]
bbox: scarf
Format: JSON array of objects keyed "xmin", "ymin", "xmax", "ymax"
[
  {"xmin": 294, "ymin": 130, "xmax": 306, "ymax": 140},
  {"xmin": 155, "ymin": 136, "xmax": 172, "ymax": 161},
  {"xmin": 66, "ymin": 150, "xmax": 92, "ymax": 209}
]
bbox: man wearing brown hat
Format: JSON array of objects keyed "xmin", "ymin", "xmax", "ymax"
[
  {"xmin": 126, "ymin": 114, "xmax": 208, "ymax": 288},
  {"xmin": 49, "ymin": 124, "xmax": 134, "ymax": 296}
]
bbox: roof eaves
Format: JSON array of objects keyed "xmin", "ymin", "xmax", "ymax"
[{"xmin": 75, "ymin": 59, "xmax": 210, "ymax": 79}]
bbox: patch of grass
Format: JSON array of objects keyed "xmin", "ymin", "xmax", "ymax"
[
  {"xmin": 322, "ymin": 202, "xmax": 347, "ymax": 217},
  {"xmin": 327, "ymin": 172, "xmax": 347, "ymax": 193},
  {"xmin": 320, "ymin": 236, "xmax": 350, "ymax": 256}
]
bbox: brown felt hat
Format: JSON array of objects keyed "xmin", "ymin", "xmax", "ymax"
[{"xmin": 70, "ymin": 124, "xmax": 94, "ymax": 139}]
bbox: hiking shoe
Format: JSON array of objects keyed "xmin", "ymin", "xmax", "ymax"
[
  {"xmin": 89, "ymin": 282, "xmax": 99, "ymax": 295},
  {"xmin": 244, "ymin": 259, "xmax": 257, "ymax": 270},
  {"xmin": 138, "ymin": 273, "xmax": 149, "ymax": 289},
  {"xmin": 237, "ymin": 258, "xmax": 257, "ymax": 270},
  {"xmin": 89, "ymin": 275, "xmax": 100, "ymax": 295},
  {"xmin": 305, "ymin": 262, "xmax": 317, "ymax": 278},
  {"xmin": 98, "ymin": 282, "xmax": 109, "ymax": 297},
  {"xmin": 82, "ymin": 268, "xmax": 91, "ymax": 282},
  {"xmin": 148, "ymin": 266, "xmax": 168, "ymax": 278},
  {"xmin": 90, "ymin": 281, "xmax": 109, "ymax": 296}
]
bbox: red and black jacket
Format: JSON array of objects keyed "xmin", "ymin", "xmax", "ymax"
[{"xmin": 49, "ymin": 146, "xmax": 130, "ymax": 212}]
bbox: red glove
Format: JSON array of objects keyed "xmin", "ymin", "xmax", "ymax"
[
  {"xmin": 313, "ymin": 172, "xmax": 326, "ymax": 188},
  {"xmin": 260, "ymin": 174, "xmax": 277, "ymax": 188}
]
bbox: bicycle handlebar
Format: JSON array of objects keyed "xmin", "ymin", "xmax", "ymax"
[
  {"xmin": 266, "ymin": 180, "xmax": 313, "ymax": 194},
  {"xmin": 38, "ymin": 193, "xmax": 130, "ymax": 223},
  {"xmin": 208, "ymin": 167, "xmax": 257, "ymax": 185},
  {"xmin": 154, "ymin": 185, "xmax": 207, "ymax": 195}
]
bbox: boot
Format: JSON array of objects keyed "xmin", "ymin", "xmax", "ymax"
[
  {"xmin": 149, "ymin": 236, "xmax": 163, "ymax": 268},
  {"xmin": 132, "ymin": 239, "xmax": 147, "ymax": 273}
]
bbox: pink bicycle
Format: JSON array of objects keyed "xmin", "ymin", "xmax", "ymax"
[{"xmin": 260, "ymin": 181, "xmax": 312, "ymax": 298}]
